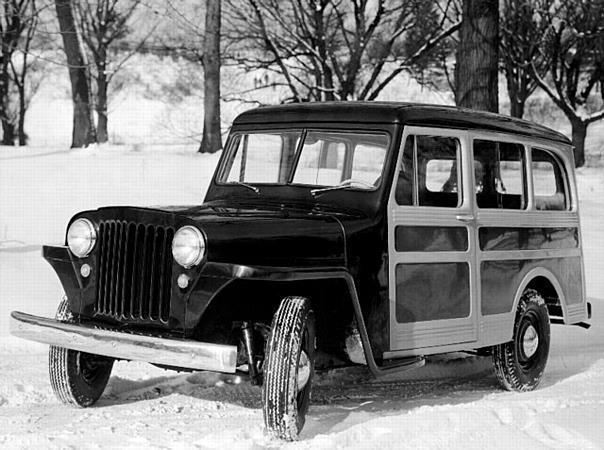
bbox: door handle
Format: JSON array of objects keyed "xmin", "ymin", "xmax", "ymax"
[{"xmin": 456, "ymin": 214, "xmax": 475, "ymax": 223}]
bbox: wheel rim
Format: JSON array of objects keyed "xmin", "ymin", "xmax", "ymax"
[
  {"xmin": 295, "ymin": 327, "xmax": 312, "ymax": 411},
  {"xmin": 77, "ymin": 352, "xmax": 109, "ymax": 385},
  {"xmin": 522, "ymin": 324, "xmax": 539, "ymax": 358},
  {"xmin": 297, "ymin": 350, "xmax": 310, "ymax": 392},
  {"xmin": 517, "ymin": 310, "xmax": 541, "ymax": 370}
]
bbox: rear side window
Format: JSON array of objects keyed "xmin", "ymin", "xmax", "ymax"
[
  {"xmin": 473, "ymin": 140, "xmax": 526, "ymax": 209},
  {"xmin": 395, "ymin": 135, "xmax": 461, "ymax": 207},
  {"xmin": 532, "ymin": 148, "xmax": 569, "ymax": 210}
]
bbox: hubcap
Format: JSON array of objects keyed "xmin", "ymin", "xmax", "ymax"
[
  {"xmin": 297, "ymin": 350, "xmax": 310, "ymax": 392},
  {"xmin": 522, "ymin": 324, "xmax": 539, "ymax": 358}
]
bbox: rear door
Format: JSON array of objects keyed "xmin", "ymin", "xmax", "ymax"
[{"xmin": 385, "ymin": 127, "xmax": 478, "ymax": 355}]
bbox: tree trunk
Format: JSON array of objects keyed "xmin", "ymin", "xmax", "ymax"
[
  {"xmin": 55, "ymin": 0, "xmax": 96, "ymax": 148},
  {"xmin": 506, "ymin": 73, "xmax": 526, "ymax": 118},
  {"xmin": 509, "ymin": 97, "xmax": 525, "ymax": 119},
  {"xmin": 17, "ymin": 84, "xmax": 26, "ymax": 145},
  {"xmin": 313, "ymin": 4, "xmax": 335, "ymax": 101},
  {"xmin": 0, "ymin": 61, "xmax": 13, "ymax": 146},
  {"xmin": 570, "ymin": 119, "xmax": 587, "ymax": 168},
  {"xmin": 199, "ymin": 0, "xmax": 222, "ymax": 154},
  {"xmin": 96, "ymin": 67, "xmax": 109, "ymax": 144},
  {"xmin": 1, "ymin": 119, "xmax": 15, "ymax": 145},
  {"xmin": 454, "ymin": 0, "xmax": 499, "ymax": 112}
]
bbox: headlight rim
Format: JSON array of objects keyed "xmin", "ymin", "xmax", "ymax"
[
  {"xmin": 172, "ymin": 225, "xmax": 206, "ymax": 269},
  {"xmin": 67, "ymin": 217, "xmax": 97, "ymax": 258}
]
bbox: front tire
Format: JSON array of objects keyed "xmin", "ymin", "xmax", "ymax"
[
  {"xmin": 262, "ymin": 296, "xmax": 315, "ymax": 441},
  {"xmin": 49, "ymin": 298, "xmax": 114, "ymax": 407},
  {"xmin": 492, "ymin": 289, "xmax": 550, "ymax": 391}
]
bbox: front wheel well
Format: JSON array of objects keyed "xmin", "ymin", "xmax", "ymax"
[{"xmin": 193, "ymin": 277, "xmax": 356, "ymax": 357}]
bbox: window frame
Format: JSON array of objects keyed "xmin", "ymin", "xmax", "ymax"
[
  {"xmin": 471, "ymin": 138, "xmax": 528, "ymax": 211},
  {"xmin": 467, "ymin": 131, "xmax": 576, "ymax": 213},
  {"xmin": 530, "ymin": 146, "xmax": 571, "ymax": 211},
  {"xmin": 217, "ymin": 127, "xmax": 391, "ymax": 192},
  {"xmin": 395, "ymin": 132, "xmax": 465, "ymax": 208}
]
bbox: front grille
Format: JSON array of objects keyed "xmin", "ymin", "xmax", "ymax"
[{"xmin": 95, "ymin": 221, "xmax": 174, "ymax": 323}]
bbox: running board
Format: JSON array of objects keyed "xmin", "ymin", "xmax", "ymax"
[{"xmin": 372, "ymin": 356, "xmax": 426, "ymax": 376}]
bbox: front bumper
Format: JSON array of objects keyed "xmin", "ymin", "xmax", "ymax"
[{"xmin": 9, "ymin": 311, "xmax": 237, "ymax": 373}]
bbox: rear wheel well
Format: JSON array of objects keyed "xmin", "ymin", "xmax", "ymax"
[{"xmin": 525, "ymin": 276, "xmax": 562, "ymax": 320}]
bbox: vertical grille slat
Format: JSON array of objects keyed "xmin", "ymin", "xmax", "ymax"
[
  {"xmin": 148, "ymin": 227, "xmax": 159, "ymax": 320},
  {"xmin": 112, "ymin": 221, "xmax": 122, "ymax": 317},
  {"xmin": 122, "ymin": 223, "xmax": 136, "ymax": 319},
  {"xmin": 96, "ymin": 222, "xmax": 107, "ymax": 314},
  {"xmin": 95, "ymin": 220, "xmax": 174, "ymax": 324},
  {"xmin": 105, "ymin": 222, "xmax": 116, "ymax": 315},
  {"xmin": 109, "ymin": 222, "xmax": 120, "ymax": 316},
  {"xmin": 103, "ymin": 222, "xmax": 113, "ymax": 314},
  {"xmin": 157, "ymin": 228, "xmax": 170, "ymax": 323},
  {"xmin": 115, "ymin": 221, "xmax": 127, "ymax": 318},
  {"xmin": 140, "ymin": 226, "xmax": 151, "ymax": 320}
]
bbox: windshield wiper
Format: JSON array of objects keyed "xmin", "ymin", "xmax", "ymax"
[
  {"xmin": 233, "ymin": 181, "xmax": 260, "ymax": 194},
  {"xmin": 310, "ymin": 179, "xmax": 374, "ymax": 197}
]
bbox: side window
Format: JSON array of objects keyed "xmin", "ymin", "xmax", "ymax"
[
  {"xmin": 418, "ymin": 136, "xmax": 461, "ymax": 207},
  {"xmin": 395, "ymin": 134, "xmax": 461, "ymax": 207},
  {"xmin": 532, "ymin": 148, "xmax": 569, "ymax": 211},
  {"xmin": 473, "ymin": 140, "xmax": 526, "ymax": 209}
]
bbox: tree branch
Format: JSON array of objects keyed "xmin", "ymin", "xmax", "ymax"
[{"xmin": 368, "ymin": 19, "xmax": 461, "ymax": 100}]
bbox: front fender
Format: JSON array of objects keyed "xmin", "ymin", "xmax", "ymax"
[
  {"xmin": 188, "ymin": 262, "xmax": 421, "ymax": 377},
  {"xmin": 42, "ymin": 245, "xmax": 87, "ymax": 316}
]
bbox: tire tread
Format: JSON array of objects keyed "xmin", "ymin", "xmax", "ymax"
[
  {"xmin": 492, "ymin": 289, "xmax": 550, "ymax": 392},
  {"xmin": 262, "ymin": 296, "xmax": 314, "ymax": 441}
]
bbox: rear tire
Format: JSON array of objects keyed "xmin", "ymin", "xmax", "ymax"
[
  {"xmin": 49, "ymin": 297, "xmax": 114, "ymax": 407},
  {"xmin": 492, "ymin": 289, "xmax": 550, "ymax": 392},
  {"xmin": 262, "ymin": 296, "xmax": 315, "ymax": 441}
]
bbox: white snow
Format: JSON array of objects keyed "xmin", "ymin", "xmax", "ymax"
[{"xmin": 0, "ymin": 144, "xmax": 603, "ymax": 448}]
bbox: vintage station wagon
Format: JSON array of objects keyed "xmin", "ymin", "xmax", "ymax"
[{"xmin": 10, "ymin": 102, "xmax": 591, "ymax": 440}]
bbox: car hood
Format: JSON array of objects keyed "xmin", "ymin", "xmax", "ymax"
[{"xmin": 93, "ymin": 202, "xmax": 349, "ymax": 267}]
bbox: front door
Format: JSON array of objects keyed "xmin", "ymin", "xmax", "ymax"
[{"xmin": 386, "ymin": 127, "xmax": 478, "ymax": 354}]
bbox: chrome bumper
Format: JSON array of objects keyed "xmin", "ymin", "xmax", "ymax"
[{"xmin": 9, "ymin": 311, "xmax": 237, "ymax": 373}]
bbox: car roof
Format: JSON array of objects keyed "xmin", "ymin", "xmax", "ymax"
[{"xmin": 233, "ymin": 101, "xmax": 571, "ymax": 146}]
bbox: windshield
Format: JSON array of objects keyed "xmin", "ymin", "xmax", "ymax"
[{"xmin": 219, "ymin": 129, "xmax": 389, "ymax": 190}]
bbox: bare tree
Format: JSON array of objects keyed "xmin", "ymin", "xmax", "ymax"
[
  {"xmin": 529, "ymin": 0, "xmax": 604, "ymax": 167},
  {"xmin": 74, "ymin": 0, "xmax": 151, "ymax": 143},
  {"xmin": 0, "ymin": 0, "xmax": 39, "ymax": 145},
  {"xmin": 500, "ymin": 0, "xmax": 545, "ymax": 118},
  {"xmin": 55, "ymin": 0, "xmax": 96, "ymax": 147},
  {"xmin": 224, "ymin": 0, "xmax": 460, "ymax": 102},
  {"xmin": 199, "ymin": 0, "xmax": 222, "ymax": 153},
  {"xmin": 141, "ymin": 2, "xmax": 223, "ymax": 150},
  {"xmin": 455, "ymin": 0, "xmax": 499, "ymax": 112},
  {"xmin": 9, "ymin": 1, "xmax": 42, "ymax": 145}
]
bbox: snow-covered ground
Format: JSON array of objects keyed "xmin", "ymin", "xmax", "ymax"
[{"xmin": 0, "ymin": 145, "xmax": 603, "ymax": 448}]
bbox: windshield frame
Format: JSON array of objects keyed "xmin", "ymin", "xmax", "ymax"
[{"xmin": 216, "ymin": 127, "xmax": 392, "ymax": 192}]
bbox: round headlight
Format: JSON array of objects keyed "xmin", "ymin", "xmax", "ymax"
[
  {"xmin": 67, "ymin": 218, "xmax": 96, "ymax": 257},
  {"xmin": 172, "ymin": 226, "xmax": 205, "ymax": 268}
]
